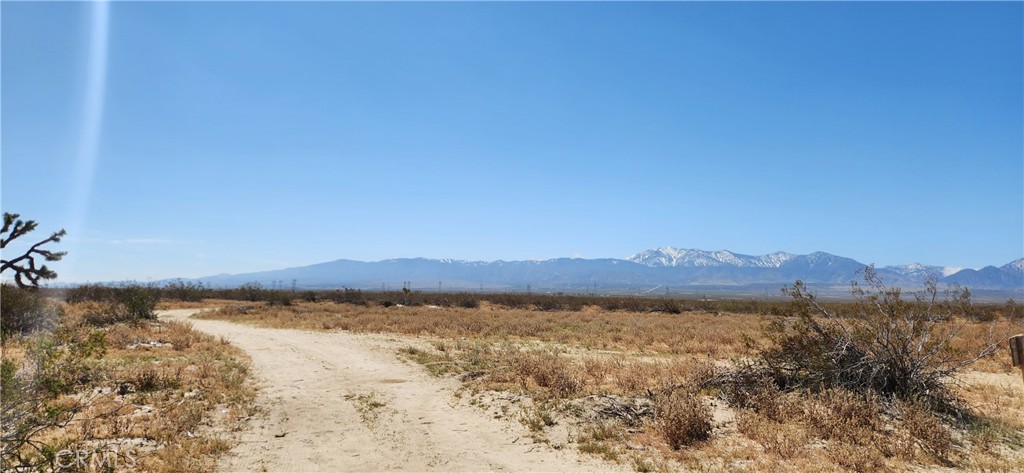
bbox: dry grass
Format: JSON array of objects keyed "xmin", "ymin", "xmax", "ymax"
[
  {"xmin": 199, "ymin": 300, "xmax": 769, "ymax": 357},
  {"xmin": 198, "ymin": 298, "xmax": 1024, "ymax": 472},
  {"xmin": 2, "ymin": 303, "xmax": 256, "ymax": 472},
  {"xmin": 960, "ymin": 374, "xmax": 1024, "ymax": 431},
  {"xmin": 156, "ymin": 298, "xmax": 255, "ymax": 311},
  {"xmin": 654, "ymin": 390, "xmax": 713, "ymax": 449},
  {"xmin": 949, "ymin": 316, "xmax": 1023, "ymax": 373},
  {"xmin": 735, "ymin": 409, "xmax": 809, "ymax": 459}
]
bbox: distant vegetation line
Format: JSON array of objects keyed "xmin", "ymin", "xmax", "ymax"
[{"xmin": 45, "ymin": 280, "xmax": 1019, "ymax": 322}]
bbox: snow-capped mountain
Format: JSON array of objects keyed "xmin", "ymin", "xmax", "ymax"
[
  {"xmin": 880, "ymin": 263, "xmax": 945, "ymax": 279},
  {"xmin": 1003, "ymin": 258, "xmax": 1024, "ymax": 272},
  {"xmin": 628, "ymin": 248, "xmax": 867, "ymax": 274},
  {"xmin": 180, "ymin": 249, "xmax": 1023, "ymax": 294},
  {"xmin": 624, "ymin": 247, "xmax": 1022, "ymax": 289},
  {"xmin": 628, "ymin": 247, "xmax": 796, "ymax": 268},
  {"xmin": 883, "ymin": 263, "xmax": 935, "ymax": 275},
  {"xmin": 944, "ymin": 257, "xmax": 1024, "ymax": 289}
]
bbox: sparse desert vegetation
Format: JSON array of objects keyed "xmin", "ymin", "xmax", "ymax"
[
  {"xmin": 194, "ymin": 275, "xmax": 1024, "ymax": 472},
  {"xmin": 7, "ymin": 0, "xmax": 1022, "ymax": 470},
  {"xmin": 10, "ymin": 259, "xmax": 1022, "ymax": 471},
  {"xmin": 1, "ymin": 284, "xmax": 256, "ymax": 472},
  {"xmin": 198, "ymin": 299, "xmax": 769, "ymax": 357}
]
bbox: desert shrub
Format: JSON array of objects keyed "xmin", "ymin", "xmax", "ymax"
[
  {"xmin": 610, "ymin": 359, "xmax": 716, "ymax": 396},
  {"xmin": 999, "ymin": 299, "xmax": 1019, "ymax": 322},
  {"xmin": 1, "ymin": 325, "xmax": 111, "ymax": 469},
  {"xmin": 488, "ymin": 293, "xmax": 531, "ymax": 310},
  {"xmin": 560, "ymin": 297, "xmax": 586, "ymax": 312},
  {"xmin": 80, "ymin": 284, "xmax": 160, "ymax": 325},
  {"xmin": 581, "ymin": 357, "xmax": 613, "ymax": 385},
  {"xmin": 64, "ymin": 283, "xmax": 121, "ymax": 303},
  {"xmin": 237, "ymin": 282, "xmax": 265, "ymax": 302},
  {"xmin": 800, "ymin": 389, "xmax": 885, "ymax": 446},
  {"xmin": 599, "ymin": 297, "xmax": 651, "ymax": 313},
  {"xmin": 534, "ymin": 298, "xmax": 561, "ymax": 312},
  {"xmin": 512, "ymin": 351, "xmax": 585, "ymax": 397},
  {"xmin": 115, "ymin": 284, "xmax": 160, "ymax": 321},
  {"xmin": 825, "ymin": 442, "xmax": 888, "ymax": 473},
  {"xmin": 162, "ymin": 279, "xmax": 207, "ymax": 302},
  {"xmin": 719, "ymin": 367, "xmax": 790, "ymax": 421},
  {"xmin": 660, "ymin": 299, "xmax": 683, "ymax": 314},
  {"xmin": 527, "ymin": 295, "xmax": 586, "ymax": 311},
  {"xmin": 718, "ymin": 363, "xmax": 780, "ymax": 401},
  {"xmin": 457, "ymin": 297, "xmax": 480, "ymax": 309},
  {"xmin": 749, "ymin": 268, "xmax": 1003, "ymax": 416},
  {"xmin": 0, "ymin": 358, "xmax": 25, "ymax": 412},
  {"xmin": 301, "ymin": 291, "xmax": 323, "ymax": 302},
  {"xmin": 158, "ymin": 320, "xmax": 207, "ymax": 351},
  {"xmin": 265, "ymin": 290, "xmax": 294, "ymax": 306},
  {"xmin": 614, "ymin": 362, "xmax": 663, "ymax": 394},
  {"xmin": 735, "ymin": 410, "xmax": 808, "ymax": 459},
  {"xmin": 898, "ymin": 401, "xmax": 953, "ymax": 462},
  {"xmin": 1, "ymin": 284, "xmax": 60, "ymax": 340},
  {"xmin": 329, "ymin": 288, "xmax": 366, "ymax": 305},
  {"xmin": 127, "ymin": 366, "xmax": 181, "ymax": 392},
  {"xmin": 29, "ymin": 330, "xmax": 108, "ymax": 396},
  {"xmin": 654, "ymin": 389, "xmax": 712, "ymax": 449},
  {"xmin": 81, "ymin": 301, "xmax": 132, "ymax": 326},
  {"xmin": 520, "ymin": 403, "xmax": 557, "ymax": 432}
]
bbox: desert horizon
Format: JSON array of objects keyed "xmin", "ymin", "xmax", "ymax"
[{"xmin": 3, "ymin": 1, "xmax": 1022, "ymax": 472}]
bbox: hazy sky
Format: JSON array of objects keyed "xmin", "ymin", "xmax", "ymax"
[{"xmin": 2, "ymin": 1, "xmax": 1022, "ymax": 282}]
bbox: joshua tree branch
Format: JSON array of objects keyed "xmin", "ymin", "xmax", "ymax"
[{"xmin": 0, "ymin": 213, "xmax": 66, "ymax": 288}]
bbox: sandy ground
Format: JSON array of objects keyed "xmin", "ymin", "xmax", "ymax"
[{"xmin": 158, "ymin": 309, "xmax": 624, "ymax": 473}]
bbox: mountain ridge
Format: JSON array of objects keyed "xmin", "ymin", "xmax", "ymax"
[{"xmin": 186, "ymin": 248, "xmax": 1023, "ymax": 293}]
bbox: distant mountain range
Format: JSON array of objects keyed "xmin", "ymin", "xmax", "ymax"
[{"xmin": 188, "ymin": 247, "xmax": 1024, "ymax": 295}]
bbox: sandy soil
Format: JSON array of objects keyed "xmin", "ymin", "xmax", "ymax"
[{"xmin": 158, "ymin": 309, "xmax": 624, "ymax": 473}]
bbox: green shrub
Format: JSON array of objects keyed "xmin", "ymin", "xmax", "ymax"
[
  {"xmin": 115, "ymin": 284, "xmax": 160, "ymax": 321},
  {"xmin": 266, "ymin": 290, "xmax": 294, "ymax": 306},
  {"xmin": 237, "ymin": 282, "xmax": 265, "ymax": 302},
  {"xmin": 660, "ymin": 299, "xmax": 683, "ymax": 314},
  {"xmin": 457, "ymin": 297, "xmax": 480, "ymax": 309},
  {"xmin": 29, "ymin": 330, "xmax": 107, "ymax": 396},
  {"xmin": 64, "ymin": 283, "xmax": 119, "ymax": 303},
  {"xmin": 72, "ymin": 284, "xmax": 160, "ymax": 326},
  {"xmin": 162, "ymin": 279, "xmax": 207, "ymax": 302},
  {"xmin": 329, "ymin": 288, "xmax": 365, "ymax": 305},
  {"xmin": 1, "ymin": 328, "xmax": 107, "ymax": 468},
  {"xmin": 1, "ymin": 284, "xmax": 59, "ymax": 340}
]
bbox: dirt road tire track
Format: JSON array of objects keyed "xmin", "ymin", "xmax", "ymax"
[{"xmin": 158, "ymin": 309, "xmax": 623, "ymax": 472}]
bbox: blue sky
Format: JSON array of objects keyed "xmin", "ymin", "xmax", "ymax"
[{"xmin": 2, "ymin": 1, "xmax": 1022, "ymax": 282}]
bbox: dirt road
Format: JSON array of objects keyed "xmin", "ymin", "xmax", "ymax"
[{"xmin": 158, "ymin": 309, "xmax": 622, "ymax": 472}]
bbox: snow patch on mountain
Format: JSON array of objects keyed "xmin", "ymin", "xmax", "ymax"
[
  {"xmin": 886, "ymin": 263, "xmax": 928, "ymax": 274},
  {"xmin": 762, "ymin": 251, "xmax": 797, "ymax": 267},
  {"xmin": 628, "ymin": 247, "xmax": 797, "ymax": 268},
  {"xmin": 1003, "ymin": 258, "xmax": 1024, "ymax": 272},
  {"xmin": 883, "ymin": 263, "xmax": 944, "ymax": 278}
]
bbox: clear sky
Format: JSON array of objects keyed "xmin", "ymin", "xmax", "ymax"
[{"xmin": 2, "ymin": 1, "xmax": 1022, "ymax": 282}]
